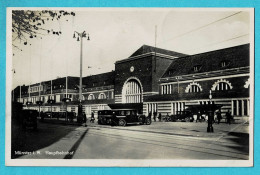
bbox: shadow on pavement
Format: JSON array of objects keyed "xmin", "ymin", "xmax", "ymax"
[
  {"xmin": 11, "ymin": 122, "xmax": 81, "ymax": 159},
  {"xmin": 226, "ymin": 132, "xmax": 249, "ymax": 154},
  {"xmin": 64, "ymin": 129, "xmax": 89, "ymax": 159}
]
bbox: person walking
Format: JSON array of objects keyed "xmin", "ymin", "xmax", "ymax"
[
  {"xmin": 158, "ymin": 113, "xmax": 162, "ymax": 122},
  {"xmin": 226, "ymin": 110, "xmax": 232, "ymax": 125},
  {"xmin": 217, "ymin": 110, "xmax": 222, "ymax": 124},
  {"xmin": 153, "ymin": 111, "xmax": 157, "ymax": 122},
  {"xmin": 91, "ymin": 112, "xmax": 95, "ymax": 123},
  {"xmin": 83, "ymin": 112, "xmax": 87, "ymax": 126}
]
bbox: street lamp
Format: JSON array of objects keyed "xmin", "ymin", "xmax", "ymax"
[
  {"xmin": 26, "ymin": 101, "xmax": 32, "ymax": 108},
  {"xmin": 73, "ymin": 31, "xmax": 90, "ymax": 123},
  {"xmin": 62, "ymin": 97, "xmax": 71, "ymax": 122},
  {"xmin": 47, "ymin": 98, "xmax": 55, "ymax": 119},
  {"xmin": 36, "ymin": 100, "xmax": 43, "ymax": 120},
  {"xmin": 207, "ymin": 90, "xmax": 214, "ymax": 133}
]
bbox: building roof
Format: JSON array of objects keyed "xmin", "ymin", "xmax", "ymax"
[
  {"xmin": 161, "ymin": 44, "xmax": 250, "ymax": 78},
  {"xmin": 130, "ymin": 45, "xmax": 188, "ymax": 58},
  {"xmin": 82, "ymin": 71, "xmax": 115, "ymax": 88}
]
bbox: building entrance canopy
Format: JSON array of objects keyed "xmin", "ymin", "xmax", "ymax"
[
  {"xmin": 185, "ymin": 104, "xmax": 223, "ymax": 114},
  {"xmin": 108, "ymin": 103, "xmax": 143, "ymax": 113}
]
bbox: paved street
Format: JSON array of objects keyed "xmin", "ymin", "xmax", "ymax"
[{"xmin": 12, "ymin": 120, "xmax": 249, "ymax": 160}]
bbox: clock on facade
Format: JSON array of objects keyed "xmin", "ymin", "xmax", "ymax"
[{"xmin": 130, "ymin": 66, "xmax": 134, "ymax": 72}]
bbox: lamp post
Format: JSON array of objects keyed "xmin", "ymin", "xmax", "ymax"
[
  {"xmin": 36, "ymin": 100, "xmax": 43, "ymax": 120},
  {"xmin": 62, "ymin": 97, "xmax": 71, "ymax": 122},
  {"xmin": 207, "ymin": 90, "xmax": 214, "ymax": 133},
  {"xmin": 47, "ymin": 99, "xmax": 55, "ymax": 118},
  {"xmin": 73, "ymin": 31, "xmax": 90, "ymax": 123}
]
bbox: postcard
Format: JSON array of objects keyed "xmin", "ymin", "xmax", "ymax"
[{"xmin": 5, "ymin": 7, "xmax": 254, "ymax": 167}]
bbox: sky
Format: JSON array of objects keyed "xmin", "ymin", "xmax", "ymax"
[{"xmin": 11, "ymin": 8, "xmax": 253, "ymax": 89}]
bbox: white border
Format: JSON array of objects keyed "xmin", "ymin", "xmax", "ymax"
[{"xmin": 6, "ymin": 7, "xmax": 254, "ymax": 167}]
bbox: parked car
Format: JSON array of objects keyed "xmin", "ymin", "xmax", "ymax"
[
  {"xmin": 43, "ymin": 112, "xmax": 52, "ymax": 118},
  {"xmin": 168, "ymin": 111, "xmax": 194, "ymax": 122},
  {"xmin": 20, "ymin": 109, "xmax": 38, "ymax": 130},
  {"xmin": 98, "ymin": 109, "xmax": 151, "ymax": 126},
  {"xmin": 98, "ymin": 110, "xmax": 113, "ymax": 125}
]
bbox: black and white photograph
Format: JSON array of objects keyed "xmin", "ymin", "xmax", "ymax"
[{"xmin": 6, "ymin": 8, "xmax": 254, "ymax": 166}]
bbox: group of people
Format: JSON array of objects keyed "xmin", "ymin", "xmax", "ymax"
[
  {"xmin": 148, "ymin": 112, "xmax": 167, "ymax": 122},
  {"xmin": 82, "ymin": 112, "xmax": 95, "ymax": 126},
  {"xmin": 215, "ymin": 109, "xmax": 233, "ymax": 125},
  {"xmin": 149, "ymin": 110, "xmax": 233, "ymax": 124}
]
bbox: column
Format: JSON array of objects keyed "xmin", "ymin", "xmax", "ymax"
[
  {"xmin": 146, "ymin": 104, "xmax": 149, "ymax": 116},
  {"xmin": 174, "ymin": 102, "xmax": 176, "ymax": 115},
  {"xmin": 236, "ymin": 100, "xmax": 239, "ymax": 116},
  {"xmin": 241, "ymin": 100, "xmax": 244, "ymax": 116},
  {"xmin": 247, "ymin": 99, "xmax": 250, "ymax": 116},
  {"xmin": 231, "ymin": 100, "xmax": 234, "ymax": 116},
  {"xmin": 171, "ymin": 102, "xmax": 173, "ymax": 115}
]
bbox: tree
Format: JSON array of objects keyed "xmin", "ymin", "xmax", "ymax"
[{"xmin": 12, "ymin": 10, "xmax": 75, "ymax": 50}]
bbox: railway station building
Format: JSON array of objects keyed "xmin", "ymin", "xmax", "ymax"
[{"xmin": 13, "ymin": 43, "xmax": 250, "ymax": 122}]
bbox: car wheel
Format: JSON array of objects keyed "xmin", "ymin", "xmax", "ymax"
[
  {"xmin": 185, "ymin": 117, "xmax": 190, "ymax": 122},
  {"xmin": 146, "ymin": 118, "xmax": 152, "ymax": 125},
  {"xmin": 118, "ymin": 119, "xmax": 126, "ymax": 126}
]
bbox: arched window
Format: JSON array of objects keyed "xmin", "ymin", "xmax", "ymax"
[
  {"xmin": 185, "ymin": 82, "xmax": 202, "ymax": 93},
  {"xmin": 211, "ymin": 79, "xmax": 233, "ymax": 91},
  {"xmin": 98, "ymin": 93, "xmax": 106, "ymax": 99},
  {"xmin": 122, "ymin": 77, "xmax": 143, "ymax": 103},
  {"xmin": 88, "ymin": 94, "xmax": 95, "ymax": 100},
  {"xmin": 216, "ymin": 82, "xmax": 231, "ymax": 91}
]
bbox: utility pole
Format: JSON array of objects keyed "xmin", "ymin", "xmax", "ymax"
[{"xmin": 73, "ymin": 31, "xmax": 90, "ymax": 123}]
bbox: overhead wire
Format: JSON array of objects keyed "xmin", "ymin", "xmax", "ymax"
[
  {"xmin": 182, "ymin": 33, "xmax": 249, "ymax": 54},
  {"xmin": 159, "ymin": 11, "xmax": 243, "ymax": 45}
]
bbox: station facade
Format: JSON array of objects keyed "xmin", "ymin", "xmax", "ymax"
[{"xmin": 13, "ymin": 44, "xmax": 250, "ymax": 120}]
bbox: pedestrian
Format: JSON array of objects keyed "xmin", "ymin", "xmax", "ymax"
[
  {"xmin": 165, "ymin": 113, "xmax": 170, "ymax": 122},
  {"xmin": 153, "ymin": 111, "xmax": 157, "ymax": 122},
  {"xmin": 158, "ymin": 113, "xmax": 162, "ymax": 122},
  {"xmin": 91, "ymin": 112, "xmax": 95, "ymax": 123},
  {"xmin": 111, "ymin": 112, "xmax": 117, "ymax": 126},
  {"xmin": 226, "ymin": 110, "xmax": 232, "ymax": 125},
  {"xmin": 148, "ymin": 112, "xmax": 152, "ymax": 120},
  {"xmin": 83, "ymin": 112, "xmax": 87, "ymax": 126},
  {"xmin": 217, "ymin": 110, "xmax": 222, "ymax": 124}
]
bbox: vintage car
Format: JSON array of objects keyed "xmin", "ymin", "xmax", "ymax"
[
  {"xmin": 167, "ymin": 111, "xmax": 194, "ymax": 122},
  {"xmin": 20, "ymin": 109, "xmax": 38, "ymax": 130},
  {"xmin": 98, "ymin": 109, "xmax": 151, "ymax": 126},
  {"xmin": 97, "ymin": 110, "xmax": 113, "ymax": 125}
]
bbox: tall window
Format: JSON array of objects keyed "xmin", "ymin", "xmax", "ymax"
[
  {"xmin": 122, "ymin": 79, "xmax": 142, "ymax": 103},
  {"xmin": 215, "ymin": 82, "xmax": 231, "ymax": 91},
  {"xmin": 185, "ymin": 82, "xmax": 202, "ymax": 93},
  {"xmin": 88, "ymin": 94, "xmax": 95, "ymax": 100},
  {"xmin": 161, "ymin": 84, "xmax": 172, "ymax": 94},
  {"xmin": 212, "ymin": 79, "xmax": 233, "ymax": 91},
  {"xmin": 189, "ymin": 85, "xmax": 201, "ymax": 93},
  {"xmin": 98, "ymin": 93, "xmax": 106, "ymax": 99}
]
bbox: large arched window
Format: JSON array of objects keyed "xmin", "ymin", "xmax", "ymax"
[
  {"xmin": 211, "ymin": 79, "xmax": 233, "ymax": 91},
  {"xmin": 88, "ymin": 94, "xmax": 95, "ymax": 100},
  {"xmin": 98, "ymin": 93, "xmax": 106, "ymax": 99},
  {"xmin": 185, "ymin": 82, "xmax": 202, "ymax": 93},
  {"xmin": 122, "ymin": 77, "xmax": 143, "ymax": 103}
]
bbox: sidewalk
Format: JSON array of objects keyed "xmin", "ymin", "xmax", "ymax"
[
  {"xmin": 40, "ymin": 117, "xmax": 249, "ymax": 139},
  {"xmin": 38, "ymin": 117, "xmax": 84, "ymax": 126},
  {"xmin": 87, "ymin": 121, "xmax": 249, "ymax": 139}
]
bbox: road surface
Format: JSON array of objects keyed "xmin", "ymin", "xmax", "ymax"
[{"xmin": 12, "ymin": 121, "xmax": 249, "ymax": 160}]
